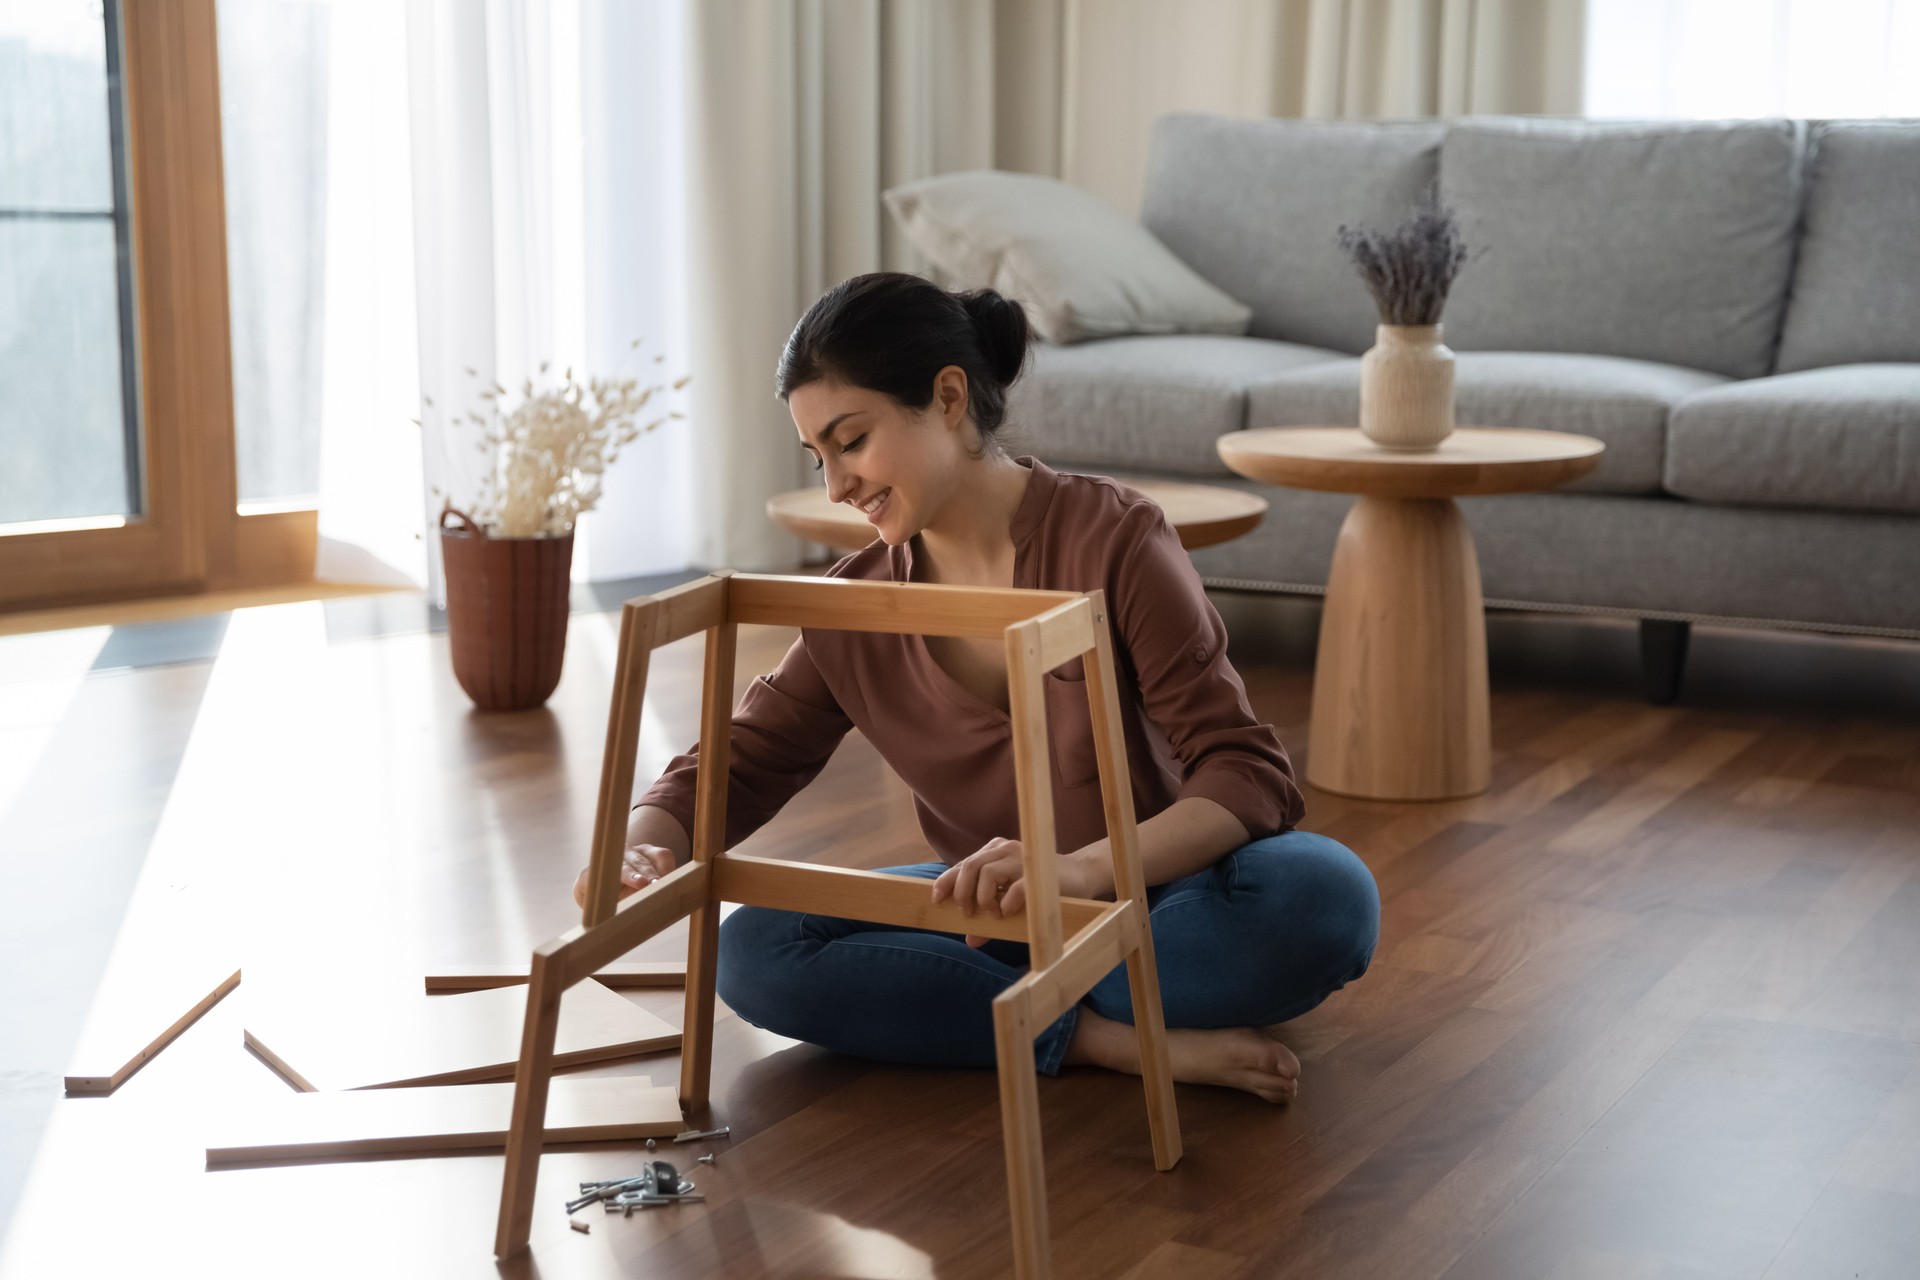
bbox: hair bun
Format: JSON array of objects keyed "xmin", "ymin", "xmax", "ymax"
[{"xmin": 960, "ymin": 289, "xmax": 1030, "ymax": 387}]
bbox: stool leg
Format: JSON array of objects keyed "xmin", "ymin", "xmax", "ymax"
[
  {"xmin": 993, "ymin": 994, "xmax": 1051, "ymax": 1280},
  {"xmin": 1123, "ymin": 922, "xmax": 1183, "ymax": 1171},
  {"xmin": 495, "ymin": 953, "xmax": 564, "ymax": 1257},
  {"xmin": 678, "ymin": 898, "xmax": 721, "ymax": 1111}
]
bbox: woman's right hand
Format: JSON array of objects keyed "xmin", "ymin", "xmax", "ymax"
[{"xmin": 571, "ymin": 843, "xmax": 678, "ymax": 910}]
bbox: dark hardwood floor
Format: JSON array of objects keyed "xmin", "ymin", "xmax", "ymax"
[{"xmin": 1, "ymin": 587, "xmax": 1917, "ymax": 1278}]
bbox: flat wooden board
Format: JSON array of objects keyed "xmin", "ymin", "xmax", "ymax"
[
  {"xmin": 244, "ymin": 978, "xmax": 680, "ymax": 1092},
  {"xmin": 64, "ymin": 962, "xmax": 242, "ymax": 1095},
  {"xmin": 423, "ymin": 961, "xmax": 685, "ymax": 992},
  {"xmin": 205, "ymin": 1074, "xmax": 682, "ymax": 1165}
]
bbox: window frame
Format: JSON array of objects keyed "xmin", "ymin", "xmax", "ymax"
[{"xmin": 0, "ymin": 0, "xmax": 316, "ymax": 613}]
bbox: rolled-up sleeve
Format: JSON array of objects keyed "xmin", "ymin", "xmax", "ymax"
[
  {"xmin": 1109, "ymin": 501, "xmax": 1305, "ymax": 839},
  {"xmin": 634, "ymin": 634, "xmax": 852, "ymax": 850}
]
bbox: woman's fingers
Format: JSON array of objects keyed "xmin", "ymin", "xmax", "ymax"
[
  {"xmin": 951, "ymin": 858, "xmax": 982, "ymax": 916},
  {"xmin": 1000, "ymin": 878, "xmax": 1026, "ymax": 916},
  {"xmin": 930, "ymin": 866, "xmax": 957, "ymax": 904}
]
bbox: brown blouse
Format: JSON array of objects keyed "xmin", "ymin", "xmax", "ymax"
[{"xmin": 636, "ymin": 457, "xmax": 1304, "ymax": 864}]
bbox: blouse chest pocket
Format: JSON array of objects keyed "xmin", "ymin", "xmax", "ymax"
[{"xmin": 1041, "ymin": 659, "xmax": 1103, "ymax": 789}]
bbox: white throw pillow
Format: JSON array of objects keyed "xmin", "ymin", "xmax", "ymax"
[{"xmin": 882, "ymin": 170, "xmax": 1253, "ymax": 345}]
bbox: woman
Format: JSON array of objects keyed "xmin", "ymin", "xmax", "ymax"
[{"xmin": 574, "ymin": 272, "xmax": 1379, "ymax": 1104}]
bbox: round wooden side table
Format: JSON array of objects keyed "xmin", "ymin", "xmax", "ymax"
[
  {"xmin": 1218, "ymin": 427, "xmax": 1604, "ymax": 801},
  {"xmin": 766, "ymin": 477, "xmax": 1269, "ymax": 553}
]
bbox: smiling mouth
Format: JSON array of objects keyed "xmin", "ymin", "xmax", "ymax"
[{"xmin": 858, "ymin": 490, "xmax": 890, "ymax": 522}]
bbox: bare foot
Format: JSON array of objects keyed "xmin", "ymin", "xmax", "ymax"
[{"xmin": 1063, "ymin": 1008, "xmax": 1301, "ymax": 1104}]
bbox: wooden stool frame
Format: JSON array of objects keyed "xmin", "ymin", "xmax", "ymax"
[{"xmin": 493, "ymin": 572, "xmax": 1183, "ymax": 1275}]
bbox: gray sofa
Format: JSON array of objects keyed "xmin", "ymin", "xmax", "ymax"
[{"xmin": 1008, "ymin": 113, "xmax": 1920, "ymax": 698}]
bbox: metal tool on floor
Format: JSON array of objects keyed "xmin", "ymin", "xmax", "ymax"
[
  {"xmin": 673, "ymin": 1125, "xmax": 730, "ymax": 1144},
  {"xmin": 567, "ymin": 1160, "xmax": 698, "ymax": 1216}
]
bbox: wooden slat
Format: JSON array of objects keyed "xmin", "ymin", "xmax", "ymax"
[
  {"xmin": 495, "ymin": 950, "xmax": 565, "ymax": 1257},
  {"xmin": 711, "ymin": 854, "xmax": 1107, "ymax": 942},
  {"xmin": 728, "ymin": 574, "xmax": 1079, "ymax": 638},
  {"xmin": 206, "ymin": 1074, "xmax": 681, "ymax": 1166},
  {"xmin": 1006, "ymin": 618, "xmax": 1065, "ymax": 966},
  {"xmin": 583, "ymin": 598, "xmax": 659, "ymax": 927},
  {"xmin": 243, "ymin": 978, "xmax": 678, "ymax": 1092},
  {"xmin": 644, "ymin": 571, "xmax": 730, "ymax": 650},
  {"xmin": 549, "ymin": 859, "xmax": 711, "ymax": 987},
  {"xmin": 1014, "ymin": 902, "xmax": 1139, "ymax": 1028},
  {"xmin": 993, "ymin": 992, "xmax": 1051, "ymax": 1279},
  {"xmin": 1083, "ymin": 588, "xmax": 1181, "ymax": 1171},
  {"xmin": 680, "ymin": 618, "xmax": 737, "ymax": 1111},
  {"xmin": 422, "ymin": 962, "xmax": 685, "ymax": 992},
  {"xmin": 64, "ymin": 964, "xmax": 241, "ymax": 1095},
  {"xmin": 1031, "ymin": 596, "xmax": 1096, "ymax": 674}
]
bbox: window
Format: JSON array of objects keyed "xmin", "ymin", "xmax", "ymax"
[{"xmin": 1586, "ymin": 0, "xmax": 1920, "ymax": 119}]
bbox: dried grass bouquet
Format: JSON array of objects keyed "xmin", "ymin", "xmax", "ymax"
[
  {"xmin": 422, "ymin": 343, "xmax": 689, "ymax": 538},
  {"xmin": 1336, "ymin": 190, "xmax": 1474, "ymax": 327}
]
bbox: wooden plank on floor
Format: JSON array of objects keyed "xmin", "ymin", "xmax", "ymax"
[
  {"xmin": 243, "ymin": 978, "xmax": 679, "ymax": 1091},
  {"xmin": 423, "ymin": 961, "xmax": 686, "ymax": 992},
  {"xmin": 205, "ymin": 1073, "xmax": 682, "ymax": 1165},
  {"xmin": 64, "ymin": 961, "xmax": 242, "ymax": 1095}
]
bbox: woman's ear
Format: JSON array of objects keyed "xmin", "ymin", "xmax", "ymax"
[{"xmin": 933, "ymin": 365, "xmax": 970, "ymax": 430}]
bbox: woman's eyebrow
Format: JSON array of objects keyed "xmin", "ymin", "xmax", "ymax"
[{"xmin": 800, "ymin": 412, "xmax": 861, "ymax": 450}]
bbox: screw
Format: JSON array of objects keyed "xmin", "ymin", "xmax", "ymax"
[
  {"xmin": 645, "ymin": 1138, "xmax": 656, "ymax": 1150},
  {"xmin": 673, "ymin": 1125, "xmax": 731, "ymax": 1144}
]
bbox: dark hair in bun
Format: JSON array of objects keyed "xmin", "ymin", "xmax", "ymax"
[{"xmin": 776, "ymin": 272, "xmax": 1030, "ymax": 444}]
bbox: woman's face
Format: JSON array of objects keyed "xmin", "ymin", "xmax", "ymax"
[{"xmin": 788, "ymin": 368, "xmax": 972, "ymax": 546}]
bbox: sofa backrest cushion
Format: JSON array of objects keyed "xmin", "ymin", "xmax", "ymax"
[
  {"xmin": 1438, "ymin": 118, "xmax": 1802, "ymax": 379},
  {"xmin": 1140, "ymin": 114, "xmax": 1443, "ymax": 355},
  {"xmin": 1774, "ymin": 121, "xmax": 1920, "ymax": 374}
]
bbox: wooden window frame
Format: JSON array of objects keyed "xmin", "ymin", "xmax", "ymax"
[{"xmin": 0, "ymin": 0, "xmax": 317, "ymax": 614}]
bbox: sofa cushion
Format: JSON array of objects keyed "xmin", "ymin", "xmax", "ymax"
[
  {"xmin": 1665, "ymin": 365, "xmax": 1920, "ymax": 515},
  {"xmin": 1139, "ymin": 114, "xmax": 1443, "ymax": 356},
  {"xmin": 1439, "ymin": 118, "xmax": 1802, "ymax": 380},
  {"xmin": 1010, "ymin": 336, "xmax": 1344, "ymax": 478},
  {"xmin": 882, "ymin": 170, "xmax": 1253, "ymax": 345},
  {"xmin": 1775, "ymin": 122, "xmax": 1920, "ymax": 374},
  {"xmin": 1244, "ymin": 352, "xmax": 1726, "ymax": 495}
]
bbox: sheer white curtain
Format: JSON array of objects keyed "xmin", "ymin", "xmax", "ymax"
[
  {"xmin": 402, "ymin": 0, "xmax": 691, "ymax": 593},
  {"xmin": 1058, "ymin": 0, "xmax": 1587, "ymax": 215},
  {"xmin": 216, "ymin": 0, "xmax": 689, "ymax": 592},
  {"xmin": 1585, "ymin": 0, "xmax": 1920, "ymax": 118}
]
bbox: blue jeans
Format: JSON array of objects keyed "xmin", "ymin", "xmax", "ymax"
[{"xmin": 716, "ymin": 831, "xmax": 1380, "ymax": 1076}]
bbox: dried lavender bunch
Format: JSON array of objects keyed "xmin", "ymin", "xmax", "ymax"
[{"xmin": 1336, "ymin": 190, "xmax": 1472, "ymax": 326}]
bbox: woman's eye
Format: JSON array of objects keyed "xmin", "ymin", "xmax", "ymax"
[
  {"xmin": 810, "ymin": 454, "xmax": 823, "ymax": 472},
  {"xmin": 842, "ymin": 434, "xmax": 866, "ymax": 452}
]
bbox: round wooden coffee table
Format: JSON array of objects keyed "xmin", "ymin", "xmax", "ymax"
[
  {"xmin": 766, "ymin": 477, "xmax": 1268, "ymax": 553},
  {"xmin": 1218, "ymin": 427, "xmax": 1604, "ymax": 801}
]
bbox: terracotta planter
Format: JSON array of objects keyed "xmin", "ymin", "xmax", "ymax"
[
  {"xmin": 1359, "ymin": 323, "xmax": 1455, "ymax": 451},
  {"xmin": 439, "ymin": 508, "xmax": 573, "ymax": 712}
]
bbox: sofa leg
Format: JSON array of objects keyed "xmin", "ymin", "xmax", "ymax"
[{"xmin": 1639, "ymin": 619, "xmax": 1690, "ymax": 706}]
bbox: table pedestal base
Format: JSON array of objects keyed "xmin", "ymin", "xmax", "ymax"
[{"xmin": 1308, "ymin": 495, "xmax": 1491, "ymax": 801}]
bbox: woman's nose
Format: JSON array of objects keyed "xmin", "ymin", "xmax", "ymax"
[{"xmin": 823, "ymin": 461, "xmax": 856, "ymax": 505}]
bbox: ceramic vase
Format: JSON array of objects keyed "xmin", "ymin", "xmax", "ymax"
[{"xmin": 1359, "ymin": 323, "xmax": 1455, "ymax": 450}]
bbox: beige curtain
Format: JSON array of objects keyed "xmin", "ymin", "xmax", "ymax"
[
  {"xmin": 1060, "ymin": 0, "xmax": 1587, "ymax": 213},
  {"xmin": 682, "ymin": 0, "xmax": 1582, "ymax": 569}
]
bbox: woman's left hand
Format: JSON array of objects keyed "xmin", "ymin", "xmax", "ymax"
[{"xmin": 931, "ymin": 838, "xmax": 1094, "ymax": 947}]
